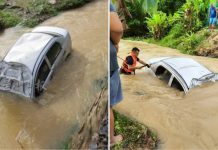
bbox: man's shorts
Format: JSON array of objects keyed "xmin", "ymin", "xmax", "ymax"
[{"xmin": 210, "ymin": 18, "xmax": 216, "ymax": 25}]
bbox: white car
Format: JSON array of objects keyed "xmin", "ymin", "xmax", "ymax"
[
  {"xmin": 0, "ymin": 26, "xmax": 72, "ymax": 99},
  {"xmin": 148, "ymin": 57, "xmax": 218, "ymax": 93}
]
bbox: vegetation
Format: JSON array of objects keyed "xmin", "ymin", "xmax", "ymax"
[
  {"xmin": 123, "ymin": 0, "xmax": 158, "ymax": 37},
  {"xmin": 146, "ymin": 11, "xmax": 168, "ymax": 40},
  {"xmin": 112, "ymin": 111, "xmax": 158, "ymax": 149},
  {"xmin": 0, "ymin": 10, "xmax": 22, "ymax": 28},
  {"xmin": 55, "ymin": 0, "xmax": 92, "ymax": 10},
  {"xmin": 0, "ymin": 0, "xmax": 93, "ymax": 30},
  {"xmin": 120, "ymin": 0, "xmax": 214, "ymax": 54}
]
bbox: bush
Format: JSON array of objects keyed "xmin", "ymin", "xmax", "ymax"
[
  {"xmin": 177, "ymin": 31, "xmax": 207, "ymax": 54},
  {"xmin": 0, "ymin": 11, "xmax": 21, "ymax": 28},
  {"xmin": 22, "ymin": 17, "xmax": 38, "ymax": 27},
  {"xmin": 55, "ymin": 0, "xmax": 92, "ymax": 10},
  {"xmin": 146, "ymin": 11, "xmax": 168, "ymax": 40},
  {"xmin": 0, "ymin": 0, "xmax": 6, "ymax": 9},
  {"xmin": 29, "ymin": 0, "xmax": 57, "ymax": 16},
  {"xmin": 123, "ymin": 0, "xmax": 158, "ymax": 37},
  {"xmin": 157, "ymin": 0, "xmax": 186, "ymax": 15},
  {"xmin": 160, "ymin": 23, "xmax": 185, "ymax": 48}
]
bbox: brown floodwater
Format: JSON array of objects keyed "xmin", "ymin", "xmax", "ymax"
[
  {"xmin": 0, "ymin": 0, "xmax": 108, "ymax": 148},
  {"xmin": 115, "ymin": 40, "xmax": 218, "ymax": 149}
]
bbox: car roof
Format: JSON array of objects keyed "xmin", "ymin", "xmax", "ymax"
[
  {"xmin": 152, "ymin": 57, "xmax": 212, "ymax": 88},
  {"xmin": 32, "ymin": 26, "xmax": 68, "ymax": 37},
  {"xmin": 3, "ymin": 32, "xmax": 54, "ymax": 73}
]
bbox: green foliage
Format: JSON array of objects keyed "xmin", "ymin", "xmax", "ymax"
[
  {"xmin": 177, "ymin": 30, "xmax": 209, "ymax": 54},
  {"xmin": 0, "ymin": 0, "xmax": 6, "ymax": 8},
  {"xmin": 0, "ymin": 11, "xmax": 21, "ymax": 28},
  {"xmin": 159, "ymin": 23, "xmax": 185, "ymax": 48},
  {"xmin": 22, "ymin": 18, "xmax": 38, "ymax": 27},
  {"xmin": 158, "ymin": 0, "xmax": 186, "ymax": 15},
  {"xmin": 182, "ymin": 0, "xmax": 210, "ymax": 31},
  {"xmin": 112, "ymin": 111, "xmax": 158, "ymax": 149},
  {"xmin": 29, "ymin": 0, "xmax": 57, "ymax": 16},
  {"xmin": 55, "ymin": 0, "xmax": 92, "ymax": 10},
  {"xmin": 124, "ymin": 0, "xmax": 158, "ymax": 37},
  {"xmin": 124, "ymin": 0, "xmax": 148, "ymax": 36},
  {"xmin": 146, "ymin": 11, "xmax": 168, "ymax": 40}
]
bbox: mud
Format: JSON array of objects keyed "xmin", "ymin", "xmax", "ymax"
[{"xmin": 0, "ymin": 0, "xmax": 108, "ymax": 148}]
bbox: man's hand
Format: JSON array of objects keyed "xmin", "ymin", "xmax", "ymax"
[{"xmin": 145, "ymin": 64, "xmax": 150, "ymax": 68}]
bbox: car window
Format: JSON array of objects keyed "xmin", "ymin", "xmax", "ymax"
[
  {"xmin": 35, "ymin": 60, "xmax": 50, "ymax": 97},
  {"xmin": 171, "ymin": 77, "xmax": 184, "ymax": 91},
  {"xmin": 155, "ymin": 66, "xmax": 172, "ymax": 84},
  {"xmin": 37, "ymin": 60, "xmax": 50, "ymax": 82},
  {"xmin": 46, "ymin": 42, "xmax": 62, "ymax": 65}
]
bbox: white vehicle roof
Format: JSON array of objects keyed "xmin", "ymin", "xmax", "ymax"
[
  {"xmin": 4, "ymin": 32, "xmax": 53, "ymax": 73},
  {"xmin": 149, "ymin": 57, "xmax": 213, "ymax": 88},
  {"xmin": 32, "ymin": 26, "xmax": 68, "ymax": 37}
]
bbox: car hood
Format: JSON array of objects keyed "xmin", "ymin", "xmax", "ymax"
[{"xmin": 0, "ymin": 61, "xmax": 33, "ymax": 98}]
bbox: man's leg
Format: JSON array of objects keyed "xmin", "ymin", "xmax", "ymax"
[
  {"xmin": 209, "ymin": 18, "xmax": 212, "ymax": 30},
  {"xmin": 110, "ymin": 107, "xmax": 123, "ymax": 144}
]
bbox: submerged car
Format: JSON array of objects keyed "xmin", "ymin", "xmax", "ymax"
[
  {"xmin": 0, "ymin": 26, "xmax": 72, "ymax": 99},
  {"xmin": 148, "ymin": 57, "xmax": 218, "ymax": 93}
]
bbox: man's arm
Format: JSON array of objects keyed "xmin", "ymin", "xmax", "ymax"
[
  {"xmin": 128, "ymin": 65, "xmax": 145, "ymax": 70},
  {"xmin": 138, "ymin": 59, "xmax": 150, "ymax": 67},
  {"xmin": 110, "ymin": 12, "xmax": 123, "ymax": 45}
]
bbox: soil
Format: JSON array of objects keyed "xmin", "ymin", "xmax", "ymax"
[{"xmin": 197, "ymin": 30, "xmax": 218, "ymax": 57}]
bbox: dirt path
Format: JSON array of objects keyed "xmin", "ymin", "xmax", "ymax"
[{"xmin": 115, "ymin": 40, "xmax": 218, "ymax": 149}]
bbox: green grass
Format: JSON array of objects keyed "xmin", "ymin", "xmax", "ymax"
[
  {"xmin": 126, "ymin": 26, "xmax": 210, "ymax": 55},
  {"xmin": 22, "ymin": 18, "xmax": 39, "ymax": 28},
  {"xmin": 55, "ymin": 0, "xmax": 92, "ymax": 11},
  {"xmin": 0, "ymin": 0, "xmax": 6, "ymax": 6},
  {"xmin": 112, "ymin": 111, "xmax": 159, "ymax": 150},
  {"xmin": 0, "ymin": 10, "xmax": 21, "ymax": 28},
  {"xmin": 0, "ymin": 0, "xmax": 93, "ymax": 30}
]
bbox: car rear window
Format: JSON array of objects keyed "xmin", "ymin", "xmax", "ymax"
[{"xmin": 46, "ymin": 42, "xmax": 61, "ymax": 65}]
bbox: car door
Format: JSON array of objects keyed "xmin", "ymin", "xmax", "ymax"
[
  {"xmin": 43, "ymin": 41, "xmax": 63, "ymax": 88},
  {"xmin": 34, "ymin": 41, "xmax": 62, "ymax": 97},
  {"xmin": 34, "ymin": 59, "xmax": 50, "ymax": 97}
]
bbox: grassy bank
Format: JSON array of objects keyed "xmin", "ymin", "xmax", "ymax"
[
  {"xmin": 0, "ymin": 0, "xmax": 93, "ymax": 30},
  {"xmin": 125, "ymin": 28, "xmax": 211, "ymax": 55},
  {"xmin": 112, "ymin": 111, "xmax": 159, "ymax": 150}
]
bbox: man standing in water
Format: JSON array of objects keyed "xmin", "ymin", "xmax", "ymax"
[
  {"xmin": 209, "ymin": 3, "xmax": 217, "ymax": 30},
  {"xmin": 120, "ymin": 47, "xmax": 150, "ymax": 75},
  {"xmin": 110, "ymin": 2, "xmax": 123, "ymax": 145}
]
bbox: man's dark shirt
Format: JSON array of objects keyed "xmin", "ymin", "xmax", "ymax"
[{"xmin": 126, "ymin": 56, "xmax": 139, "ymax": 65}]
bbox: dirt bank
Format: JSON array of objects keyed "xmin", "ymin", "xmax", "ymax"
[
  {"xmin": 197, "ymin": 30, "xmax": 218, "ymax": 58},
  {"xmin": 115, "ymin": 40, "xmax": 218, "ymax": 149}
]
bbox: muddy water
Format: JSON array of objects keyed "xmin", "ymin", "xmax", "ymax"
[
  {"xmin": 0, "ymin": 0, "xmax": 107, "ymax": 148},
  {"xmin": 115, "ymin": 40, "xmax": 218, "ymax": 149}
]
